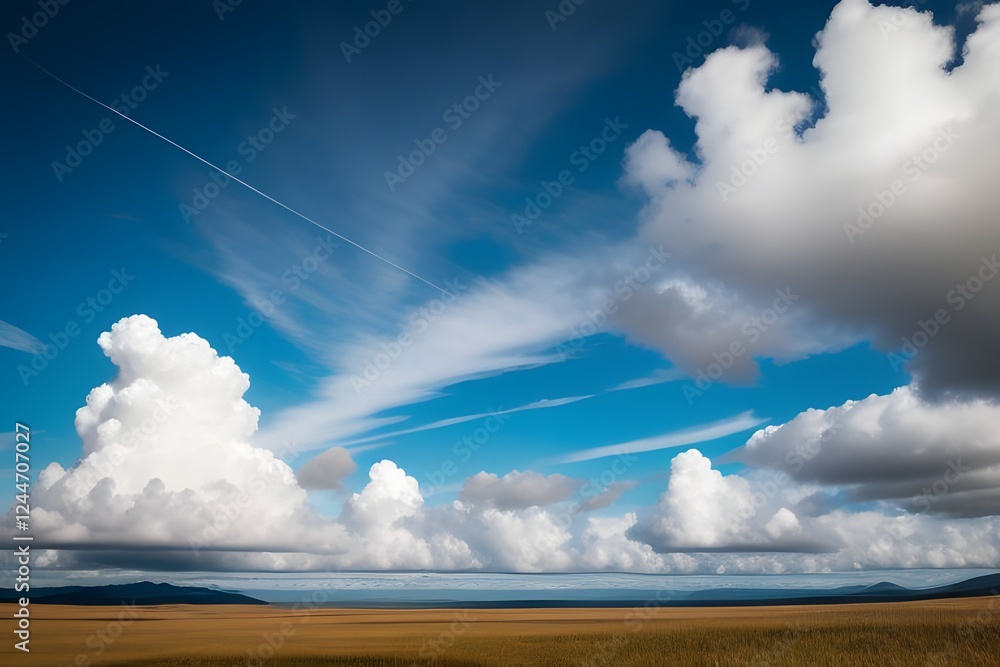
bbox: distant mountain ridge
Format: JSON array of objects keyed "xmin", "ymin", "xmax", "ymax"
[
  {"xmin": 0, "ymin": 581, "xmax": 266, "ymax": 605},
  {"xmin": 252, "ymin": 572, "xmax": 1000, "ymax": 608},
  {"xmin": 641, "ymin": 572, "xmax": 1000, "ymax": 607},
  {"xmin": 1, "ymin": 573, "xmax": 996, "ymax": 608}
]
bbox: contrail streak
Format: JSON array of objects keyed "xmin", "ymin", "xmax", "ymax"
[{"xmin": 23, "ymin": 55, "xmax": 452, "ymax": 296}]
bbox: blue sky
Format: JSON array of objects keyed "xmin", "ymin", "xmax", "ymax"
[{"xmin": 3, "ymin": 0, "xmax": 999, "ymax": 575}]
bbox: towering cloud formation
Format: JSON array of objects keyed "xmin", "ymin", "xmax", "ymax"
[
  {"xmin": 622, "ymin": 0, "xmax": 1000, "ymax": 400},
  {"xmin": 32, "ymin": 315, "xmax": 327, "ymax": 558},
  {"xmin": 613, "ymin": 0, "xmax": 1000, "ymax": 569}
]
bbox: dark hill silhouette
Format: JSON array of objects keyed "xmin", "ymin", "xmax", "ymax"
[{"xmin": 0, "ymin": 581, "xmax": 266, "ymax": 605}]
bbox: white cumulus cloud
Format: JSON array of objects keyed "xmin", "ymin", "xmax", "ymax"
[
  {"xmin": 737, "ymin": 385, "xmax": 1000, "ymax": 517},
  {"xmin": 623, "ymin": 0, "xmax": 1000, "ymax": 400}
]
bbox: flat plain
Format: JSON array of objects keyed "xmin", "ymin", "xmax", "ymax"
[{"xmin": 2, "ymin": 596, "xmax": 998, "ymax": 666}]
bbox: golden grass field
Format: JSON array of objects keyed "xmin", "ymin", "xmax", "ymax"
[{"xmin": 2, "ymin": 597, "xmax": 998, "ymax": 666}]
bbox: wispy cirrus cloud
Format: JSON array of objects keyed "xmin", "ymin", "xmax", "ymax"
[
  {"xmin": 549, "ymin": 411, "xmax": 768, "ymax": 464},
  {"xmin": 609, "ymin": 367, "xmax": 684, "ymax": 392},
  {"xmin": 340, "ymin": 394, "xmax": 595, "ymax": 450},
  {"xmin": 0, "ymin": 320, "xmax": 46, "ymax": 355},
  {"xmin": 250, "ymin": 254, "xmax": 596, "ymax": 453}
]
